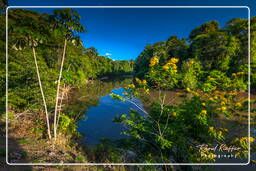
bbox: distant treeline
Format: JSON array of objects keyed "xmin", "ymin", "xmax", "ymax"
[
  {"xmin": 0, "ymin": 9, "xmax": 133, "ymax": 112},
  {"xmin": 134, "ymin": 17, "xmax": 256, "ymax": 90}
]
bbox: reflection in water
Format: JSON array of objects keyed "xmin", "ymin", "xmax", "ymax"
[
  {"xmin": 77, "ymin": 88, "xmax": 144, "ymax": 145},
  {"xmin": 66, "ymin": 77, "xmax": 145, "ymax": 145},
  {"xmin": 69, "ymin": 78, "xmax": 256, "ymax": 151},
  {"xmin": 65, "ymin": 77, "xmax": 132, "ymax": 120}
]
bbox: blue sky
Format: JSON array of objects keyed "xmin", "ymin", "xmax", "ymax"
[{"xmin": 8, "ymin": 0, "xmax": 255, "ymax": 60}]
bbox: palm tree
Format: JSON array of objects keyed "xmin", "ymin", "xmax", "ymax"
[
  {"xmin": 8, "ymin": 9, "xmax": 52, "ymax": 139},
  {"xmin": 51, "ymin": 8, "xmax": 85, "ymax": 140}
]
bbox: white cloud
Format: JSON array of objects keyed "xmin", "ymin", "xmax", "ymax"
[{"xmin": 105, "ymin": 53, "xmax": 112, "ymax": 56}]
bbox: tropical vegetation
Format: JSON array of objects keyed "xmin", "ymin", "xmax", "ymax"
[{"xmin": 0, "ymin": 6, "xmax": 255, "ymax": 171}]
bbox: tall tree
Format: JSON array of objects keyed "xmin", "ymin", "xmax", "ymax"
[
  {"xmin": 189, "ymin": 31, "xmax": 239, "ymax": 72},
  {"xmin": 189, "ymin": 20, "xmax": 219, "ymax": 40},
  {"xmin": 51, "ymin": 8, "xmax": 85, "ymax": 140},
  {"xmin": 8, "ymin": 9, "xmax": 52, "ymax": 139}
]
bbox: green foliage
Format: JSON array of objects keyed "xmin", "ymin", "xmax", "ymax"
[
  {"xmin": 190, "ymin": 32, "xmax": 239, "ymax": 72},
  {"xmin": 8, "ymin": 9, "xmax": 50, "ymax": 49},
  {"xmin": 59, "ymin": 114, "xmax": 76, "ymax": 134},
  {"xmin": 181, "ymin": 58, "xmax": 202, "ymax": 89},
  {"xmin": 1, "ymin": 7, "xmax": 254, "ymax": 165},
  {"xmin": 75, "ymin": 155, "xmax": 86, "ymax": 162},
  {"xmin": 134, "ymin": 36, "xmax": 188, "ymax": 79},
  {"xmin": 231, "ymin": 137, "xmax": 255, "ymax": 159},
  {"xmin": 201, "ymin": 70, "xmax": 231, "ymax": 92},
  {"xmin": 113, "ymin": 93, "xmax": 225, "ymax": 163},
  {"xmin": 31, "ymin": 159, "xmax": 43, "ymax": 163},
  {"xmin": 231, "ymin": 75, "xmax": 247, "ymax": 91},
  {"xmin": 146, "ymin": 57, "xmax": 180, "ymax": 90},
  {"xmin": 110, "ymin": 93, "xmax": 126, "ymax": 102},
  {"xmin": 110, "ymin": 47, "xmax": 251, "ymax": 163},
  {"xmin": 189, "ymin": 20, "xmax": 219, "ymax": 40},
  {"xmin": 2, "ymin": 9, "xmax": 133, "ymax": 114},
  {"xmin": 17, "ymin": 139, "xmax": 31, "ymax": 144},
  {"xmin": 110, "ymin": 73, "xmax": 253, "ymax": 163},
  {"xmin": 133, "ymin": 17, "xmax": 254, "ymax": 93},
  {"xmin": 31, "ymin": 127, "xmax": 44, "ymax": 135},
  {"xmin": 29, "ymin": 119, "xmax": 46, "ymax": 135}
]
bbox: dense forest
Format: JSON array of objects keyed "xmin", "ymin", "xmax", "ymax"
[
  {"xmin": 108, "ymin": 16, "xmax": 256, "ymax": 166},
  {"xmin": 0, "ymin": 9, "xmax": 133, "ymax": 113},
  {"xmin": 134, "ymin": 18, "xmax": 256, "ymax": 90},
  {"xmin": 0, "ymin": 6, "xmax": 255, "ymax": 171}
]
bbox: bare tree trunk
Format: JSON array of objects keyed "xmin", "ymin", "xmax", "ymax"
[
  {"xmin": 53, "ymin": 38, "xmax": 67, "ymax": 140},
  {"xmin": 56, "ymin": 84, "xmax": 65, "ymax": 131},
  {"xmin": 32, "ymin": 46, "xmax": 52, "ymax": 139}
]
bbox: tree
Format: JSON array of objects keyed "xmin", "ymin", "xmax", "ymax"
[
  {"xmin": 225, "ymin": 17, "xmax": 256, "ymax": 77},
  {"xmin": 134, "ymin": 36, "xmax": 188, "ymax": 79},
  {"xmin": 4, "ymin": 8, "xmax": 136, "ymax": 142},
  {"xmin": 166, "ymin": 36, "xmax": 188, "ymax": 62},
  {"xmin": 134, "ymin": 44, "xmax": 154, "ymax": 78},
  {"xmin": 189, "ymin": 20, "xmax": 219, "ymax": 40},
  {"xmin": 8, "ymin": 9, "xmax": 52, "ymax": 139},
  {"xmin": 189, "ymin": 31, "xmax": 239, "ymax": 72},
  {"xmin": 84, "ymin": 47, "xmax": 98, "ymax": 57},
  {"xmin": 51, "ymin": 8, "xmax": 85, "ymax": 140}
]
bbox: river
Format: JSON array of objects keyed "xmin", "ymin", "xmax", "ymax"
[
  {"xmin": 66, "ymin": 77, "xmax": 256, "ymax": 157},
  {"xmin": 65, "ymin": 77, "xmax": 144, "ymax": 145},
  {"xmin": 77, "ymin": 87, "xmax": 144, "ymax": 145}
]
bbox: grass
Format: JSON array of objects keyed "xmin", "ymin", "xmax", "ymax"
[
  {"xmin": 17, "ymin": 138, "xmax": 31, "ymax": 144},
  {"xmin": 31, "ymin": 159, "xmax": 43, "ymax": 163},
  {"xmin": 55, "ymin": 165, "xmax": 65, "ymax": 169},
  {"xmin": 75, "ymin": 155, "xmax": 86, "ymax": 162}
]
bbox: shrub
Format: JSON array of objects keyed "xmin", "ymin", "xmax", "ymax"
[
  {"xmin": 113, "ymin": 92, "xmax": 225, "ymax": 163},
  {"xmin": 146, "ymin": 56, "xmax": 180, "ymax": 90},
  {"xmin": 181, "ymin": 58, "xmax": 202, "ymax": 90},
  {"xmin": 75, "ymin": 155, "xmax": 86, "ymax": 162},
  {"xmin": 111, "ymin": 70, "xmax": 251, "ymax": 164},
  {"xmin": 59, "ymin": 114, "xmax": 77, "ymax": 134},
  {"xmin": 201, "ymin": 70, "xmax": 231, "ymax": 92}
]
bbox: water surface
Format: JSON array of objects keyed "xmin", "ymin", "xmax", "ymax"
[
  {"xmin": 74, "ymin": 79, "xmax": 144, "ymax": 145},
  {"xmin": 72, "ymin": 78, "xmax": 256, "ymax": 150}
]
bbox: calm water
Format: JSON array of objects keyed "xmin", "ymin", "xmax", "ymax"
[
  {"xmin": 72, "ymin": 78, "xmax": 256, "ymax": 149},
  {"xmin": 76, "ymin": 79, "xmax": 144, "ymax": 145}
]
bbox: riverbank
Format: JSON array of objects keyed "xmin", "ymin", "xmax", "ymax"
[
  {"xmin": 2, "ymin": 112, "xmax": 86, "ymax": 163},
  {"xmin": 1, "ymin": 78, "xmax": 256, "ymax": 168},
  {"xmin": 2, "ymin": 78, "xmax": 134, "ymax": 164}
]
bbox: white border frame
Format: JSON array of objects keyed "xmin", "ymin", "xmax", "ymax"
[{"xmin": 6, "ymin": 6, "xmax": 251, "ymax": 166}]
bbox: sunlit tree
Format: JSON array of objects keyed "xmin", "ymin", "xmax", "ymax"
[
  {"xmin": 50, "ymin": 8, "xmax": 85, "ymax": 140},
  {"xmin": 8, "ymin": 9, "xmax": 52, "ymax": 139}
]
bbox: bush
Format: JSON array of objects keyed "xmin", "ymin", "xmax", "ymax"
[
  {"xmin": 200, "ymin": 69, "xmax": 247, "ymax": 92},
  {"xmin": 181, "ymin": 58, "xmax": 202, "ymax": 90},
  {"xmin": 59, "ymin": 114, "xmax": 77, "ymax": 134},
  {"xmin": 113, "ymin": 93, "xmax": 225, "ymax": 163},
  {"xmin": 230, "ymin": 65, "xmax": 247, "ymax": 91},
  {"xmin": 111, "ymin": 69, "xmax": 251, "ymax": 163},
  {"xmin": 146, "ymin": 56, "xmax": 180, "ymax": 90},
  {"xmin": 201, "ymin": 70, "xmax": 231, "ymax": 92},
  {"xmin": 75, "ymin": 155, "xmax": 86, "ymax": 162}
]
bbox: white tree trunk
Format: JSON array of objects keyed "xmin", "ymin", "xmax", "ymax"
[
  {"xmin": 53, "ymin": 38, "xmax": 67, "ymax": 140},
  {"xmin": 32, "ymin": 46, "xmax": 52, "ymax": 139}
]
